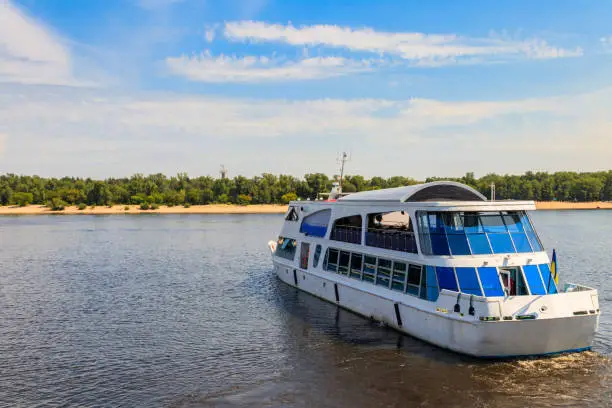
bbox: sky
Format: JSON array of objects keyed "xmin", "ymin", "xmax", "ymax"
[{"xmin": 0, "ymin": 0, "xmax": 611, "ymax": 180}]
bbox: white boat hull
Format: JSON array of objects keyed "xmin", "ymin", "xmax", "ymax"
[{"xmin": 273, "ymin": 259, "xmax": 599, "ymax": 358}]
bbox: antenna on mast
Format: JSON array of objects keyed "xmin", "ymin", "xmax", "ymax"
[{"xmin": 336, "ymin": 151, "xmax": 351, "ymax": 193}]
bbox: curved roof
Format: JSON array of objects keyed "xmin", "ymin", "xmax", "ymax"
[{"xmin": 338, "ymin": 181, "xmax": 487, "ymax": 202}]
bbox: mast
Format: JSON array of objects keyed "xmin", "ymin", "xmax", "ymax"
[{"xmin": 337, "ymin": 151, "xmax": 350, "ymax": 193}]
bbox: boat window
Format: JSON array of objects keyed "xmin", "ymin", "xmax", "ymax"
[
  {"xmin": 435, "ymin": 266, "xmax": 458, "ymax": 292},
  {"xmin": 365, "ymin": 211, "xmax": 417, "ymax": 253},
  {"xmin": 522, "ymin": 265, "xmax": 546, "ymax": 295},
  {"xmin": 538, "ymin": 264, "xmax": 558, "ymax": 294},
  {"xmin": 477, "ymin": 267, "xmax": 505, "ymax": 297},
  {"xmin": 499, "ymin": 267, "xmax": 529, "ymax": 296},
  {"xmin": 338, "ymin": 251, "xmax": 351, "ymax": 275},
  {"xmin": 523, "ymin": 213, "xmax": 543, "ymax": 252},
  {"xmin": 425, "ymin": 266, "xmax": 439, "ymax": 301},
  {"xmin": 419, "ymin": 266, "xmax": 428, "ymax": 299},
  {"xmin": 406, "ymin": 264, "xmax": 421, "ymax": 296},
  {"xmin": 300, "ymin": 209, "xmax": 331, "ymax": 237},
  {"xmin": 300, "ymin": 242, "xmax": 310, "ymax": 270},
  {"xmin": 391, "ymin": 262, "xmax": 407, "ymax": 292},
  {"xmin": 285, "ymin": 207, "xmax": 299, "ymax": 221},
  {"xmin": 417, "ymin": 211, "xmax": 543, "ymax": 256},
  {"xmin": 350, "ymin": 253, "xmax": 363, "ymax": 279},
  {"xmin": 376, "ymin": 258, "xmax": 392, "ymax": 287},
  {"xmin": 362, "ymin": 255, "xmax": 377, "ymax": 282},
  {"xmin": 274, "ymin": 236, "xmax": 297, "ymax": 260},
  {"xmin": 325, "ymin": 248, "xmax": 339, "ymax": 272},
  {"xmin": 313, "ymin": 245, "xmax": 322, "ymax": 268},
  {"xmin": 455, "ymin": 267, "xmax": 483, "ymax": 296},
  {"xmin": 330, "ymin": 215, "xmax": 362, "ymax": 245}
]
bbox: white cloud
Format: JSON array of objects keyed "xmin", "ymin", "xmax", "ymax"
[
  {"xmin": 224, "ymin": 21, "xmax": 583, "ymax": 65},
  {"xmin": 204, "ymin": 27, "xmax": 216, "ymax": 43},
  {"xmin": 0, "ymin": 84, "xmax": 610, "ymax": 178},
  {"xmin": 0, "ymin": 0, "xmax": 77, "ymax": 85},
  {"xmin": 165, "ymin": 51, "xmax": 376, "ymax": 82}
]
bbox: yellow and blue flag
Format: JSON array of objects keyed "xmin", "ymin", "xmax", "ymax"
[{"xmin": 550, "ymin": 248, "xmax": 558, "ymax": 284}]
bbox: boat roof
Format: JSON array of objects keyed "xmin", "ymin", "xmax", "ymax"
[{"xmin": 338, "ymin": 181, "xmax": 487, "ymax": 203}]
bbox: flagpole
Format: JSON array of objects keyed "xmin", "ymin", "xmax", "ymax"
[{"xmin": 547, "ymin": 248, "xmax": 556, "ymax": 293}]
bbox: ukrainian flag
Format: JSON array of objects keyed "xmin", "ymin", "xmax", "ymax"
[{"xmin": 550, "ymin": 249, "xmax": 558, "ymax": 285}]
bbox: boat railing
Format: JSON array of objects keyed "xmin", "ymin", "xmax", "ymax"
[
  {"xmin": 366, "ymin": 227, "xmax": 418, "ymax": 253},
  {"xmin": 330, "ymin": 225, "xmax": 362, "ymax": 244}
]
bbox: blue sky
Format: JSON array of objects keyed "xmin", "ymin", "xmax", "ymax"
[{"xmin": 0, "ymin": 0, "xmax": 611, "ymax": 179}]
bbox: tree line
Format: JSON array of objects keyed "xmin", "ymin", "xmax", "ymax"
[{"xmin": 0, "ymin": 171, "xmax": 611, "ymax": 208}]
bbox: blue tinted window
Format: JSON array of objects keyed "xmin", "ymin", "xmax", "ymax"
[
  {"xmin": 430, "ymin": 233, "xmax": 450, "ymax": 255},
  {"xmin": 521, "ymin": 213, "xmax": 543, "ymax": 251},
  {"xmin": 480, "ymin": 213, "xmax": 507, "ymax": 233},
  {"xmin": 503, "ymin": 213, "xmax": 524, "ymax": 232},
  {"xmin": 523, "ymin": 265, "xmax": 546, "ymax": 295},
  {"xmin": 466, "ymin": 233, "xmax": 492, "ymax": 254},
  {"xmin": 527, "ymin": 232, "xmax": 543, "ymax": 252},
  {"xmin": 488, "ymin": 233, "xmax": 515, "ymax": 253},
  {"xmin": 478, "ymin": 267, "xmax": 505, "ymax": 297},
  {"xmin": 538, "ymin": 264, "xmax": 558, "ymax": 294},
  {"xmin": 425, "ymin": 266, "xmax": 439, "ymax": 301},
  {"xmin": 511, "ymin": 233, "xmax": 532, "ymax": 253},
  {"xmin": 447, "ymin": 233, "xmax": 471, "ymax": 255},
  {"xmin": 435, "ymin": 267, "xmax": 458, "ymax": 292},
  {"xmin": 455, "ymin": 267, "xmax": 482, "ymax": 296}
]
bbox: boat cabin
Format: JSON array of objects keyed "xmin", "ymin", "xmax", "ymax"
[{"xmin": 275, "ymin": 181, "xmax": 558, "ymax": 303}]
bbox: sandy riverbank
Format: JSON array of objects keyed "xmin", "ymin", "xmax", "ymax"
[
  {"xmin": 1, "ymin": 201, "xmax": 611, "ymax": 215},
  {"xmin": 535, "ymin": 201, "xmax": 612, "ymax": 210},
  {"xmin": 0, "ymin": 204, "xmax": 289, "ymax": 215}
]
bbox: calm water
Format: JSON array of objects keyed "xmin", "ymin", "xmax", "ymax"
[{"xmin": 0, "ymin": 212, "xmax": 610, "ymax": 408}]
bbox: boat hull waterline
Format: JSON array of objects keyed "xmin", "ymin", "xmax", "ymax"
[{"xmin": 271, "ymin": 257, "xmax": 599, "ymax": 359}]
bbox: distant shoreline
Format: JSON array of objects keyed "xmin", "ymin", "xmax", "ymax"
[
  {"xmin": 1, "ymin": 201, "xmax": 611, "ymax": 215},
  {"xmin": 0, "ymin": 204, "xmax": 289, "ymax": 215}
]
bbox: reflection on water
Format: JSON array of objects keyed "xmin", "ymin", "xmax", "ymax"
[{"xmin": 0, "ymin": 212, "xmax": 610, "ymax": 407}]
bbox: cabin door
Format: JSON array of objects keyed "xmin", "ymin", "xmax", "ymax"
[
  {"xmin": 300, "ymin": 242, "xmax": 310, "ymax": 270},
  {"xmin": 499, "ymin": 267, "xmax": 527, "ymax": 296}
]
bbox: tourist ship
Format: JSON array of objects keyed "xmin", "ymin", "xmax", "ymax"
[{"xmin": 268, "ymin": 180, "xmax": 600, "ymax": 358}]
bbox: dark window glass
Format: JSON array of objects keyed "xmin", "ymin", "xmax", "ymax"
[
  {"xmin": 313, "ymin": 245, "xmax": 322, "ymax": 268},
  {"xmin": 285, "ymin": 207, "xmax": 299, "ymax": 221},
  {"xmin": 275, "ymin": 236, "xmax": 297, "ymax": 260},
  {"xmin": 338, "ymin": 251, "xmax": 350, "ymax": 275},
  {"xmin": 362, "ymin": 256, "xmax": 376, "ymax": 282},
  {"xmin": 376, "ymin": 258, "xmax": 392, "ymax": 287},
  {"xmin": 419, "ymin": 266, "xmax": 427, "ymax": 299},
  {"xmin": 326, "ymin": 249, "xmax": 339, "ymax": 272},
  {"xmin": 391, "ymin": 262, "xmax": 406, "ymax": 292},
  {"xmin": 435, "ymin": 267, "xmax": 458, "ymax": 292},
  {"xmin": 350, "ymin": 253, "xmax": 363, "ymax": 279},
  {"xmin": 425, "ymin": 266, "xmax": 439, "ymax": 301}
]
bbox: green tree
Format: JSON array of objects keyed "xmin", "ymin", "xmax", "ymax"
[
  {"xmin": 281, "ymin": 192, "xmax": 297, "ymax": 204},
  {"xmin": 13, "ymin": 192, "xmax": 34, "ymax": 207}
]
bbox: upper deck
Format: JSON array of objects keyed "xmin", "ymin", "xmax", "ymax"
[{"xmin": 292, "ymin": 181, "xmax": 536, "ymax": 212}]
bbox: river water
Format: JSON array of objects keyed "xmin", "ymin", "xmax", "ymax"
[{"xmin": 0, "ymin": 212, "xmax": 610, "ymax": 407}]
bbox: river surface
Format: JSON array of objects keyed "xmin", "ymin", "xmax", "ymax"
[{"xmin": 0, "ymin": 211, "xmax": 610, "ymax": 407}]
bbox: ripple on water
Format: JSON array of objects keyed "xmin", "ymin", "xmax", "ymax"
[{"xmin": 0, "ymin": 213, "xmax": 610, "ymax": 408}]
